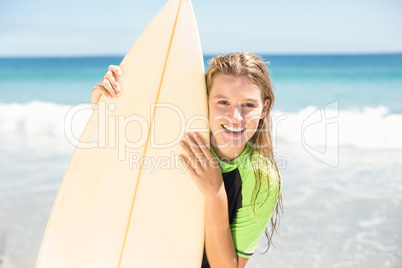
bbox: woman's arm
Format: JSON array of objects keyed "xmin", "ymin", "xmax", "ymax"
[
  {"xmin": 204, "ymin": 192, "xmax": 249, "ymax": 268},
  {"xmin": 179, "ymin": 133, "xmax": 249, "ymax": 268}
]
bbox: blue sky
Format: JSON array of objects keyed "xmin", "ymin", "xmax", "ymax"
[{"xmin": 1, "ymin": 0, "xmax": 401, "ymax": 56}]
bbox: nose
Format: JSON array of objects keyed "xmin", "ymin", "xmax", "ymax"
[{"xmin": 231, "ymin": 105, "xmax": 243, "ymax": 123}]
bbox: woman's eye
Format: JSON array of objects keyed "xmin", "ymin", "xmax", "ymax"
[
  {"xmin": 243, "ymin": 103, "xmax": 255, "ymax": 108},
  {"xmin": 218, "ymin": 101, "xmax": 229, "ymax": 105}
]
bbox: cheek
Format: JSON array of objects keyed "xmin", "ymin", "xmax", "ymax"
[
  {"xmin": 208, "ymin": 107, "xmax": 220, "ymax": 129},
  {"xmin": 208, "ymin": 105, "xmax": 216, "ymax": 121},
  {"xmin": 209, "ymin": 106, "xmax": 227, "ymax": 121},
  {"xmin": 244, "ymin": 110, "xmax": 263, "ymax": 128}
]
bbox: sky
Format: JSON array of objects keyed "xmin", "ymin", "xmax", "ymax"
[{"xmin": 0, "ymin": 0, "xmax": 401, "ymax": 57}]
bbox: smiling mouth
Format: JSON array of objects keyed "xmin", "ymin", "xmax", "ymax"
[{"xmin": 222, "ymin": 124, "xmax": 246, "ymax": 134}]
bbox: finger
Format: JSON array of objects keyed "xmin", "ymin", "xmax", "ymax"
[
  {"xmin": 179, "ymin": 140, "xmax": 197, "ymax": 168},
  {"xmin": 104, "ymin": 71, "xmax": 120, "ymax": 96},
  {"xmin": 108, "ymin": 65, "xmax": 122, "ymax": 77},
  {"xmin": 91, "ymin": 85, "xmax": 113, "ymax": 109},
  {"xmin": 90, "ymin": 87, "xmax": 102, "ymax": 109},
  {"xmin": 179, "ymin": 155, "xmax": 197, "ymax": 177},
  {"xmin": 192, "ymin": 133, "xmax": 213, "ymax": 158},
  {"xmin": 99, "ymin": 77, "xmax": 119, "ymax": 97},
  {"xmin": 185, "ymin": 134, "xmax": 212, "ymax": 170},
  {"xmin": 93, "ymin": 84, "xmax": 113, "ymax": 98},
  {"xmin": 184, "ymin": 133, "xmax": 204, "ymax": 162}
]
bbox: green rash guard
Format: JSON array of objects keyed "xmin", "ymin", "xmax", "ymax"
[{"xmin": 201, "ymin": 144, "xmax": 280, "ymax": 267}]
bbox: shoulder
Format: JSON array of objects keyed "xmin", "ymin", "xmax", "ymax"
[
  {"xmin": 249, "ymin": 150, "xmax": 280, "ymax": 188},
  {"xmin": 230, "ymin": 146, "xmax": 279, "ymax": 205}
]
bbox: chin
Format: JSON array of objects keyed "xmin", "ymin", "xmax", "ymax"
[{"xmin": 212, "ymin": 135, "xmax": 247, "ymax": 150}]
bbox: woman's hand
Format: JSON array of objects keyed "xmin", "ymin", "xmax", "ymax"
[
  {"xmin": 179, "ymin": 133, "xmax": 225, "ymax": 200},
  {"xmin": 180, "ymin": 133, "xmax": 245, "ymax": 267},
  {"xmin": 91, "ymin": 65, "xmax": 122, "ymax": 109}
]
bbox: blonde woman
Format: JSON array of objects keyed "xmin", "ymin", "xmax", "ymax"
[{"xmin": 92, "ymin": 52, "xmax": 282, "ymax": 268}]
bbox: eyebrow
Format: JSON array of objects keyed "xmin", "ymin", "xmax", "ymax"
[{"xmin": 213, "ymin": 94, "xmax": 260, "ymax": 103}]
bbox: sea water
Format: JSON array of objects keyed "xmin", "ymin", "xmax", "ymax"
[{"xmin": 0, "ymin": 54, "xmax": 401, "ymax": 267}]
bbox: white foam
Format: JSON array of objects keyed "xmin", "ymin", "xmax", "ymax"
[
  {"xmin": 0, "ymin": 101, "xmax": 92, "ymax": 152},
  {"xmin": 272, "ymin": 104, "xmax": 402, "ymax": 150},
  {"xmin": 0, "ymin": 101, "xmax": 92, "ymax": 134}
]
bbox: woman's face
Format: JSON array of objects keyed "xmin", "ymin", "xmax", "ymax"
[{"xmin": 208, "ymin": 74, "xmax": 269, "ymax": 153}]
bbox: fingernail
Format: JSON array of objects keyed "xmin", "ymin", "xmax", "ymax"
[
  {"xmin": 116, "ymin": 85, "xmax": 120, "ymax": 92},
  {"xmin": 118, "ymin": 70, "xmax": 122, "ymax": 76},
  {"xmin": 185, "ymin": 133, "xmax": 190, "ymax": 139},
  {"xmin": 115, "ymin": 92, "xmax": 119, "ymax": 97},
  {"xmin": 180, "ymin": 141, "xmax": 185, "ymax": 146},
  {"xmin": 193, "ymin": 133, "xmax": 198, "ymax": 138}
]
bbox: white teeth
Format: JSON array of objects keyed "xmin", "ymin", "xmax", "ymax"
[{"xmin": 223, "ymin": 125, "xmax": 245, "ymax": 133}]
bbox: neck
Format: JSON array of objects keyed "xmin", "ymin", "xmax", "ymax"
[{"xmin": 210, "ymin": 136, "xmax": 246, "ymax": 162}]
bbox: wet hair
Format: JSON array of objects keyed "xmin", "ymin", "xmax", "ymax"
[{"xmin": 206, "ymin": 51, "xmax": 283, "ymax": 251}]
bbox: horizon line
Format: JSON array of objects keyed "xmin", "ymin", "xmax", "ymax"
[{"xmin": 1, "ymin": 51, "xmax": 402, "ymax": 59}]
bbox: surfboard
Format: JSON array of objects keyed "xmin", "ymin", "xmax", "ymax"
[{"xmin": 35, "ymin": 0, "xmax": 208, "ymax": 267}]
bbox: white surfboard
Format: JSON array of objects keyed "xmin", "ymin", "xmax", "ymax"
[{"xmin": 35, "ymin": 0, "xmax": 208, "ymax": 267}]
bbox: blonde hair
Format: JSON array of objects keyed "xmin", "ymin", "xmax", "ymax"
[{"xmin": 206, "ymin": 51, "xmax": 283, "ymax": 250}]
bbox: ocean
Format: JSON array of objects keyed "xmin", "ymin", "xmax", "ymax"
[{"xmin": 0, "ymin": 54, "xmax": 401, "ymax": 267}]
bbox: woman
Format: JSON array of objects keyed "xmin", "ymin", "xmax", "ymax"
[{"xmin": 92, "ymin": 52, "xmax": 282, "ymax": 268}]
